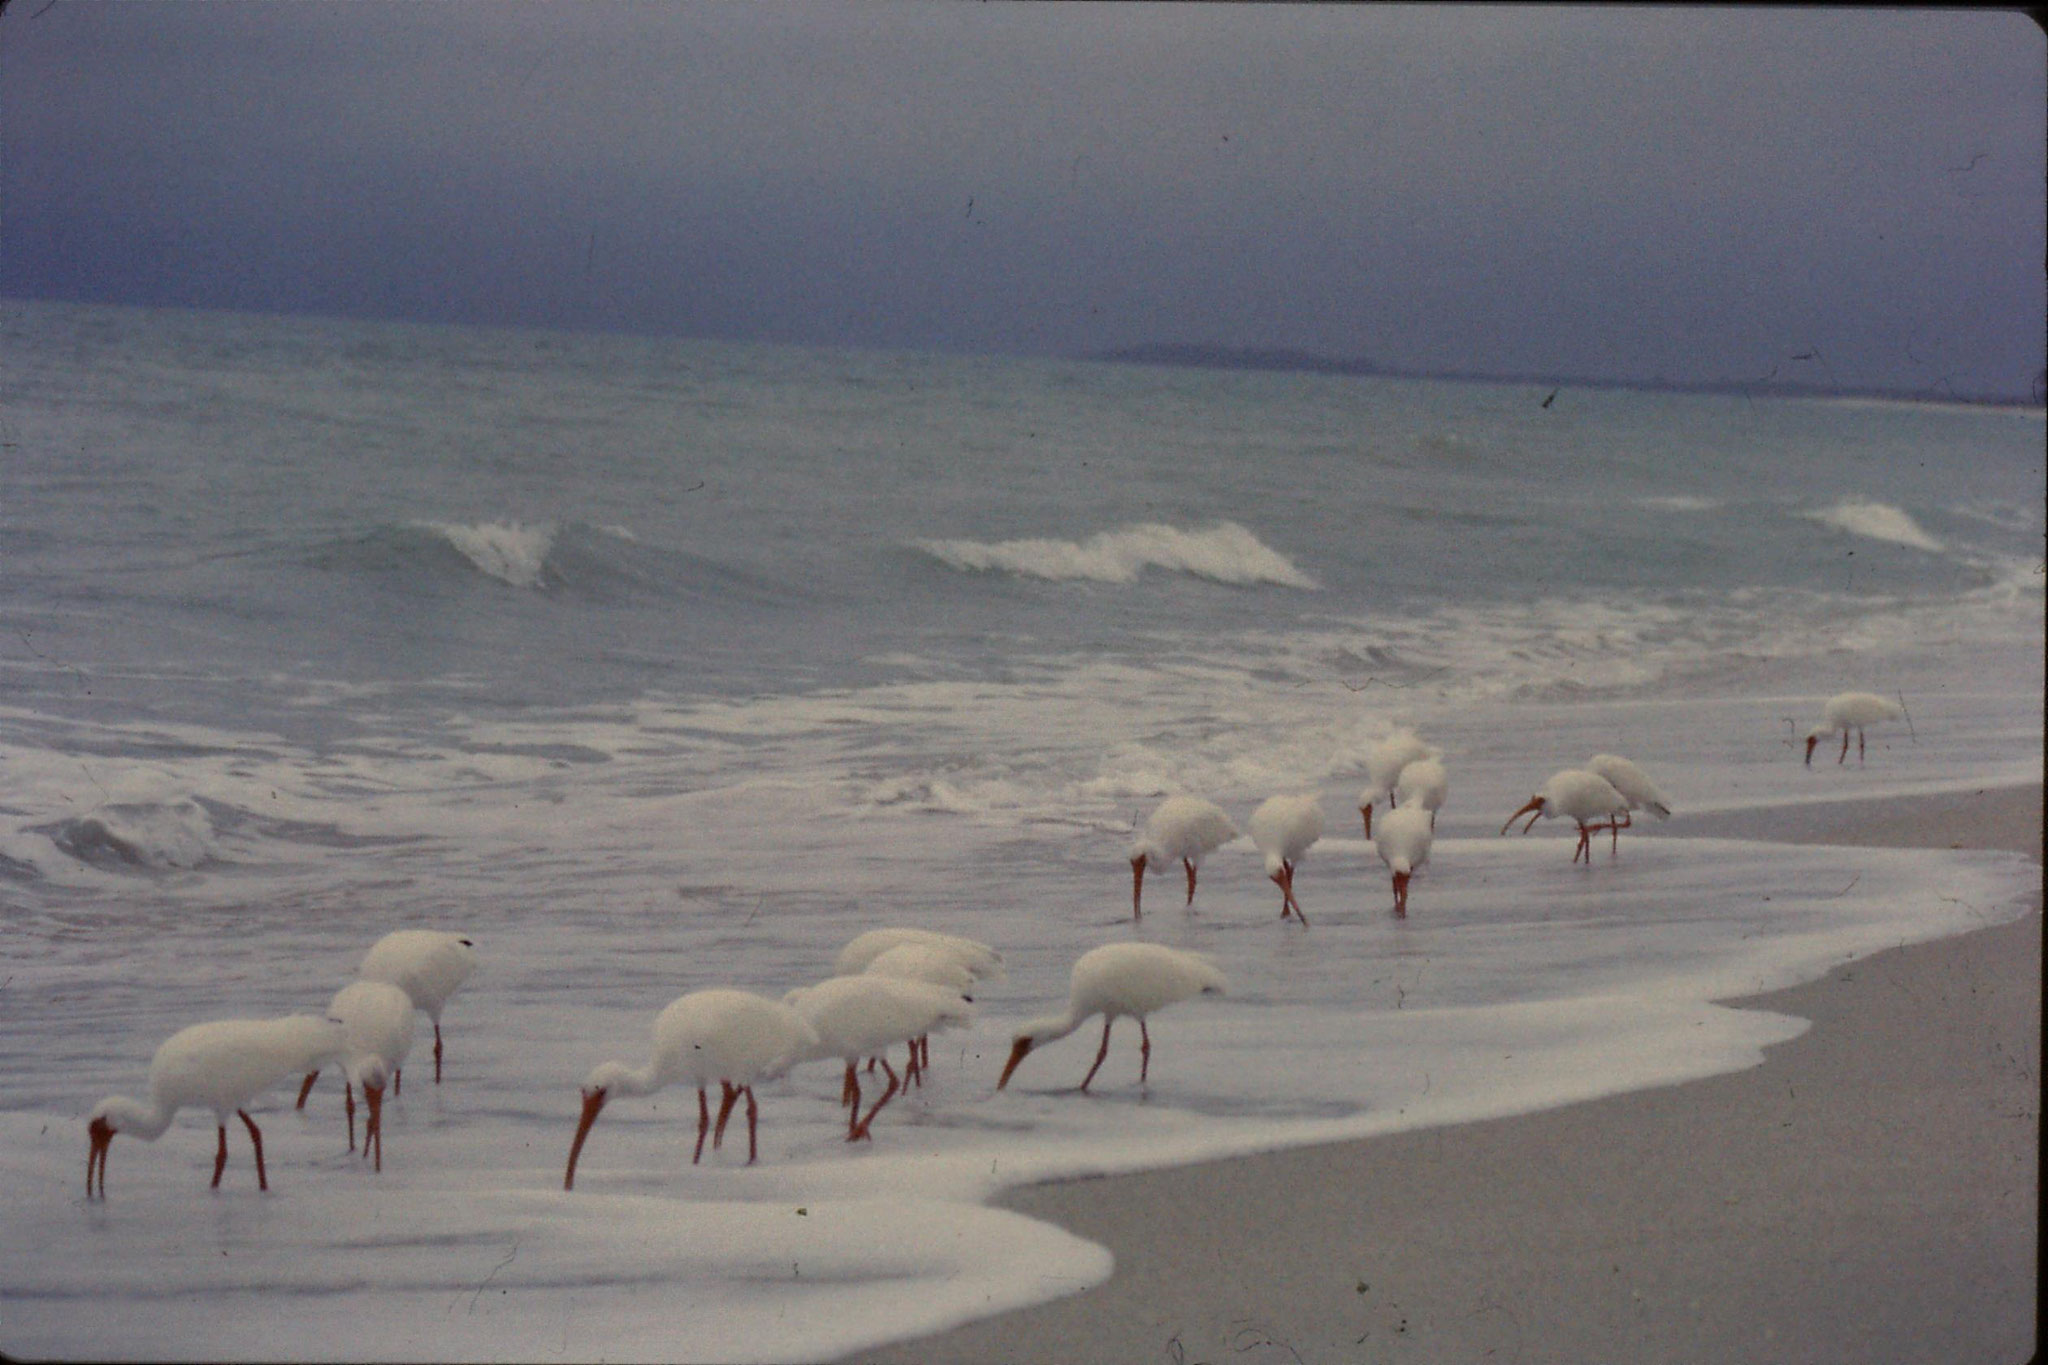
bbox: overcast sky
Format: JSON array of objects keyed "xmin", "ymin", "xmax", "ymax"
[{"xmin": 2, "ymin": 3, "xmax": 2042, "ymax": 397}]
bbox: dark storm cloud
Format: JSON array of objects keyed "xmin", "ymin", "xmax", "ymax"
[{"xmin": 2, "ymin": 3, "xmax": 2041, "ymax": 396}]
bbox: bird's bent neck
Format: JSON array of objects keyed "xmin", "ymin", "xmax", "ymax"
[
  {"xmin": 91, "ymin": 1094, "xmax": 175, "ymax": 1142},
  {"xmin": 1019, "ymin": 1007, "xmax": 1089, "ymax": 1047},
  {"xmin": 587, "ymin": 1059, "xmax": 666, "ymax": 1099}
]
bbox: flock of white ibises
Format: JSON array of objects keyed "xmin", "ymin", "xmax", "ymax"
[{"xmin": 81, "ymin": 691, "xmax": 1907, "ymax": 1197}]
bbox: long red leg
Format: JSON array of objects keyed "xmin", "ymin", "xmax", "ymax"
[
  {"xmin": 852, "ymin": 1058, "xmax": 900, "ymax": 1140},
  {"xmin": 345, "ymin": 1081, "xmax": 357, "ymax": 1152},
  {"xmin": 393, "ymin": 1066, "xmax": 401, "ymax": 1097},
  {"xmin": 364, "ymin": 1086, "xmax": 383, "ymax": 1172},
  {"xmin": 744, "ymin": 1087, "xmax": 759, "ymax": 1165},
  {"xmin": 841, "ymin": 1062, "xmax": 858, "ymax": 1108},
  {"xmin": 844, "ymin": 1065, "xmax": 862, "ymax": 1140},
  {"xmin": 434, "ymin": 1021, "xmax": 445, "ymax": 1083},
  {"xmin": 1838, "ymin": 731, "xmax": 1850, "ymax": 764},
  {"xmin": 296, "ymin": 1070, "xmax": 319, "ymax": 1109},
  {"xmin": 1080, "ymin": 1017, "xmax": 1114, "ymax": 1092},
  {"xmin": 714, "ymin": 1081, "xmax": 740, "ymax": 1150},
  {"xmin": 906, "ymin": 1040, "xmax": 922, "ymax": 1089},
  {"xmin": 211, "ymin": 1124, "xmax": 229, "ymax": 1189},
  {"xmin": 693, "ymin": 1086, "xmax": 710, "ymax": 1164},
  {"xmin": 1285, "ymin": 865, "xmax": 1309, "ymax": 925},
  {"xmin": 1184, "ymin": 858, "xmax": 1198, "ymax": 906},
  {"xmin": 1610, "ymin": 809, "xmax": 1631, "ymax": 856},
  {"xmin": 1138, "ymin": 1018, "xmax": 1152, "ymax": 1084},
  {"xmin": 239, "ymin": 1110, "xmax": 268, "ymax": 1191},
  {"xmin": 1857, "ymin": 728, "xmax": 1866, "ymax": 762}
]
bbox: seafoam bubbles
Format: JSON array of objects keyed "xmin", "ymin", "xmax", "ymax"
[
  {"xmin": 916, "ymin": 521, "xmax": 1319, "ymax": 589},
  {"xmin": 1802, "ymin": 499, "xmax": 1944, "ymax": 552},
  {"xmin": 417, "ymin": 519, "xmax": 558, "ymax": 587}
]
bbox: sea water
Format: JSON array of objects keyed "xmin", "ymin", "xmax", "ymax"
[{"xmin": 0, "ymin": 299, "xmax": 2039, "ymax": 1361}]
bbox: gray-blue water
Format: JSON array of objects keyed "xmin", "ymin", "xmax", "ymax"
[
  {"xmin": 1, "ymin": 298, "xmax": 2040, "ymax": 1362},
  {"xmin": 6, "ymin": 299, "xmax": 2038, "ymax": 736}
]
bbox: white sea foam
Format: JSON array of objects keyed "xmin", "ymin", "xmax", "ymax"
[
  {"xmin": 1, "ymin": 835, "xmax": 2032, "ymax": 1363},
  {"xmin": 419, "ymin": 519, "xmax": 558, "ymax": 587},
  {"xmin": 917, "ymin": 521, "xmax": 1319, "ymax": 589},
  {"xmin": 1638, "ymin": 494, "xmax": 1723, "ymax": 513},
  {"xmin": 1802, "ymin": 498, "xmax": 1944, "ymax": 552}
]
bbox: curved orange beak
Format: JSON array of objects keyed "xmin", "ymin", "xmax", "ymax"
[
  {"xmin": 997, "ymin": 1037, "xmax": 1033, "ymax": 1090},
  {"xmin": 563, "ymin": 1086, "xmax": 608, "ymax": 1191},
  {"xmin": 1503, "ymin": 797, "xmax": 1544, "ymax": 835}
]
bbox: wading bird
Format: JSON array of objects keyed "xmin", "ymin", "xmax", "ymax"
[
  {"xmin": 86, "ymin": 1015, "xmax": 345, "ymax": 1197},
  {"xmin": 563, "ymin": 989, "xmax": 818, "ymax": 1189},
  {"xmin": 859, "ymin": 941, "xmax": 978, "ymax": 1084},
  {"xmin": 1393, "ymin": 756, "xmax": 1449, "ymax": 830},
  {"xmin": 1374, "ymin": 804, "xmax": 1435, "ymax": 917},
  {"xmin": 1502, "ymin": 769, "xmax": 1630, "ymax": 863},
  {"xmin": 997, "ymin": 943, "xmax": 1226, "ymax": 1093},
  {"xmin": 1803, "ymin": 692, "xmax": 1907, "ymax": 765},
  {"xmin": 835, "ymin": 928, "xmax": 1002, "ymax": 1083},
  {"xmin": 1250, "ymin": 794, "xmax": 1323, "ymax": 923},
  {"xmin": 1585, "ymin": 753, "xmax": 1671, "ymax": 854},
  {"xmin": 357, "ymin": 930, "xmax": 477, "ymax": 1087},
  {"xmin": 785, "ymin": 975, "xmax": 973, "ymax": 1141},
  {"xmin": 321, "ymin": 980, "xmax": 415, "ymax": 1172},
  {"xmin": 1128, "ymin": 795, "xmax": 1238, "ymax": 917},
  {"xmin": 1358, "ymin": 729, "xmax": 1435, "ymax": 838},
  {"xmin": 833, "ymin": 928, "xmax": 1004, "ymax": 984}
]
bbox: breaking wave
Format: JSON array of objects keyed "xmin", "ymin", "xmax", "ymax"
[
  {"xmin": 35, "ymin": 800, "xmax": 220, "ymax": 873},
  {"xmin": 916, "ymin": 521, "xmax": 1318, "ymax": 589},
  {"xmin": 415, "ymin": 520, "xmax": 558, "ymax": 587},
  {"xmin": 1802, "ymin": 499, "xmax": 1944, "ymax": 552}
]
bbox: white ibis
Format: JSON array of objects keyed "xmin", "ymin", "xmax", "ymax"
[
  {"xmin": 1393, "ymin": 756, "xmax": 1449, "ymax": 830},
  {"xmin": 1374, "ymin": 804, "xmax": 1435, "ymax": 917},
  {"xmin": 858, "ymin": 942, "xmax": 978, "ymax": 1085},
  {"xmin": 1249, "ymin": 794, "xmax": 1323, "ymax": 924},
  {"xmin": 1128, "ymin": 795, "xmax": 1238, "ymax": 917},
  {"xmin": 357, "ymin": 930, "xmax": 476, "ymax": 1086},
  {"xmin": 1804, "ymin": 692, "xmax": 1907, "ymax": 765},
  {"xmin": 1585, "ymin": 753, "xmax": 1671, "ymax": 855},
  {"xmin": 996, "ymin": 942, "xmax": 1225, "ymax": 1093},
  {"xmin": 86, "ymin": 1015, "xmax": 345, "ymax": 1198},
  {"xmin": 785, "ymin": 975, "xmax": 973, "ymax": 1141},
  {"xmin": 563, "ymin": 989, "xmax": 818, "ymax": 1189},
  {"xmin": 321, "ymin": 980, "xmax": 415, "ymax": 1173},
  {"xmin": 835, "ymin": 929, "xmax": 1001, "ymax": 1089},
  {"xmin": 832, "ymin": 928, "xmax": 1004, "ymax": 984},
  {"xmin": 1358, "ymin": 729, "xmax": 1435, "ymax": 838},
  {"xmin": 1502, "ymin": 769, "xmax": 1631, "ymax": 863}
]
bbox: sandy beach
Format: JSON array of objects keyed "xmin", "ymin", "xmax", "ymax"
[{"xmin": 856, "ymin": 785, "xmax": 2040, "ymax": 1365}]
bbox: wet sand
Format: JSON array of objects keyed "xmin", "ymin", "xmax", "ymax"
[{"xmin": 856, "ymin": 784, "xmax": 2040, "ymax": 1364}]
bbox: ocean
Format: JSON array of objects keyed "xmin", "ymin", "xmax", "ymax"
[{"xmin": 1, "ymin": 298, "xmax": 2040, "ymax": 1361}]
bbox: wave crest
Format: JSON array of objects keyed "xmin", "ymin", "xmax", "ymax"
[
  {"xmin": 1802, "ymin": 499, "xmax": 1944, "ymax": 552},
  {"xmin": 416, "ymin": 520, "xmax": 557, "ymax": 587},
  {"xmin": 917, "ymin": 521, "xmax": 1318, "ymax": 589},
  {"xmin": 37, "ymin": 800, "xmax": 219, "ymax": 872}
]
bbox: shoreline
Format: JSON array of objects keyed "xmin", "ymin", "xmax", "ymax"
[{"xmin": 856, "ymin": 784, "xmax": 2040, "ymax": 1364}]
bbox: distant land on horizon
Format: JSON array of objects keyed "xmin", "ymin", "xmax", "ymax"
[{"xmin": 1090, "ymin": 342, "xmax": 2045, "ymax": 409}]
